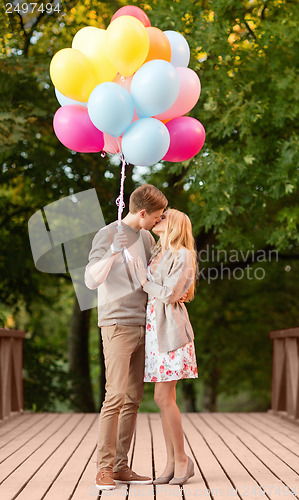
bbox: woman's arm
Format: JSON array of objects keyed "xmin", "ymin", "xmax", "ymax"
[{"xmin": 142, "ymin": 250, "xmax": 194, "ymax": 305}]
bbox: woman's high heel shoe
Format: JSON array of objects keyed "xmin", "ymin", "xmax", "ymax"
[
  {"xmin": 169, "ymin": 457, "xmax": 195, "ymax": 485},
  {"xmin": 153, "ymin": 472, "xmax": 174, "ymax": 485}
]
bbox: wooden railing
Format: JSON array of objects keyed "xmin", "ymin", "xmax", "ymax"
[
  {"xmin": 0, "ymin": 328, "xmax": 26, "ymax": 422},
  {"xmin": 269, "ymin": 327, "xmax": 299, "ymax": 423}
]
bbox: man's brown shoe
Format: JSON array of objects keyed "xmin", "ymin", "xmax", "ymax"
[
  {"xmin": 95, "ymin": 467, "xmax": 116, "ymax": 490},
  {"xmin": 113, "ymin": 466, "xmax": 152, "ymax": 484}
]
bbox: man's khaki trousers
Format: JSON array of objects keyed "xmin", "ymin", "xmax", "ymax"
[{"xmin": 97, "ymin": 324, "xmax": 145, "ymax": 472}]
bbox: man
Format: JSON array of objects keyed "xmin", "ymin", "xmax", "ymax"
[{"xmin": 85, "ymin": 184, "xmax": 168, "ymax": 490}]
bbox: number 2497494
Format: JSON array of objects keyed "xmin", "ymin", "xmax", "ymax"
[{"xmin": 5, "ymin": 3, "xmax": 61, "ymax": 14}]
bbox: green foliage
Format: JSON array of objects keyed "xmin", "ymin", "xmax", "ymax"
[
  {"xmin": 24, "ymin": 339, "xmax": 71, "ymax": 411},
  {"xmin": 18, "ymin": 282, "xmax": 74, "ymax": 411},
  {"xmin": 147, "ymin": 0, "xmax": 299, "ymax": 251},
  {"xmin": 189, "ymin": 257, "xmax": 299, "ymax": 409}
]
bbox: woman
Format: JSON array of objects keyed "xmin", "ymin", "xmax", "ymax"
[{"xmin": 134, "ymin": 208, "xmax": 198, "ymax": 485}]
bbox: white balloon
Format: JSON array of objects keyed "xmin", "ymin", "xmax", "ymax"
[
  {"xmin": 131, "ymin": 60, "xmax": 180, "ymax": 117},
  {"xmin": 88, "ymin": 82, "xmax": 134, "ymax": 137},
  {"xmin": 164, "ymin": 30, "xmax": 190, "ymax": 67},
  {"xmin": 55, "ymin": 88, "xmax": 87, "ymax": 107},
  {"xmin": 122, "ymin": 118, "xmax": 170, "ymax": 167}
]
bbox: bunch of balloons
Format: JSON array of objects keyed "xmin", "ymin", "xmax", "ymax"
[{"xmin": 50, "ymin": 5, "xmax": 205, "ymax": 167}]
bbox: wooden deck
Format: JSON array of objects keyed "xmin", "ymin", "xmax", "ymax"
[{"xmin": 0, "ymin": 412, "xmax": 298, "ymax": 500}]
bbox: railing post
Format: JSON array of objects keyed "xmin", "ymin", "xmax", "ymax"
[
  {"xmin": 0, "ymin": 328, "xmax": 26, "ymax": 422},
  {"xmin": 269, "ymin": 328, "xmax": 299, "ymax": 424}
]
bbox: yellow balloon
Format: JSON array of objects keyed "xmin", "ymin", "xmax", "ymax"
[
  {"xmin": 106, "ymin": 16, "xmax": 149, "ymax": 77},
  {"xmin": 50, "ymin": 48, "xmax": 97, "ymax": 102},
  {"xmin": 72, "ymin": 27, "xmax": 117, "ymax": 84}
]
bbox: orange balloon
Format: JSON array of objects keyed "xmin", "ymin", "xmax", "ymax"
[{"xmin": 144, "ymin": 27, "xmax": 171, "ymax": 63}]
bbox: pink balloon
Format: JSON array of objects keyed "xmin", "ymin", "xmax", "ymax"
[
  {"xmin": 103, "ymin": 134, "xmax": 122, "ymax": 154},
  {"xmin": 111, "ymin": 6, "xmax": 151, "ymax": 27},
  {"xmin": 155, "ymin": 68, "xmax": 201, "ymax": 121},
  {"xmin": 113, "ymin": 74, "xmax": 133, "ymax": 92},
  {"xmin": 113, "ymin": 76, "xmax": 139, "ymax": 122},
  {"xmin": 53, "ymin": 105, "xmax": 104, "ymax": 153},
  {"xmin": 163, "ymin": 117, "xmax": 205, "ymax": 162}
]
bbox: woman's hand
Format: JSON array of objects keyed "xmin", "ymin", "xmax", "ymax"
[
  {"xmin": 179, "ymin": 291, "xmax": 189, "ymax": 303},
  {"xmin": 134, "ymin": 256, "xmax": 148, "ymax": 287}
]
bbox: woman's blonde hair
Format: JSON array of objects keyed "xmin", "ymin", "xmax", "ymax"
[{"xmin": 152, "ymin": 208, "xmax": 198, "ymax": 301}]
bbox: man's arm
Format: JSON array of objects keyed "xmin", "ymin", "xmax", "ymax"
[{"xmin": 84, "ymin": 227, "xmax": 127, "ymax": 289}]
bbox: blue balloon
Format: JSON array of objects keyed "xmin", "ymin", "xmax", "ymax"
[
  {"xmin": 122, "ymin": 118, "xmax": 170, "ymax": 167},
  {"xmin": 55, "ymin": 88, "xmax": 87, "ymax": 107},
  {"xmin": 164, "ymin": 31, "xmax": 190, "ymax": 67},
  {"xmin": 130, "ymin": 60, "xmax": 180, "ymax": 118},
  {"xmin": 88, "ymin": 82, "xmax": 134, "ymax": 137}
]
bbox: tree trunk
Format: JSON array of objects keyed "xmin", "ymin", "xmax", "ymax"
[
  {"xmin": 68, "ymin": 296, "xmax": 95, "ymax": 411},
  {"xmin": 181, "ymin": 379, "xmax": 197, "ymax": 412},
  {"xmin": 202, "ymin": 362, "xmax": 220, "ymax": 412}
]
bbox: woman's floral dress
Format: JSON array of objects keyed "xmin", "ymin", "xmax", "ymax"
[{"xmin": 144, "ymin": 261, "xmax": 198, "ymax": 383}]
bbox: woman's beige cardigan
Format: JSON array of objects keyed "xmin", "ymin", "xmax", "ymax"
[{"xmin": 143, "ymin": 246, "xmax": 195, "ymax": 353}]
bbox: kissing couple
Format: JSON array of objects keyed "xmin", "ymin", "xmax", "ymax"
[{"xmin": 85, "ymin": 184, "xmax": 198, "ymax": 490}]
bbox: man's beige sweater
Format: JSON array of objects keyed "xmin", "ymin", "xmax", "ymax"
[{"xmin": 85, "ymin": 221, "xmax": 155, "ymax": 327}]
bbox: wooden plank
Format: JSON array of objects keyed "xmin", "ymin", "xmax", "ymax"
[
  {"xmin": 270, "ymin": 329, "xmax": 299, "ymax": 339},
  {"xmin": 186, "ymin": 413, "xmax": 244, "ymax": 500},
  {"xmin": 0, "ymin": 413, "xmax": 58, "ymax": 462},
  {"xmin": 15, "ymin": 415, "xmax": 96, "ymax": 500},
  {"xmin": 0, "ymin": 413, "xmax": 83, "ymax": 499},
  {"xmin": 181, "ymin": 414, "xmax": 213, "ymax": 499},
  {"xmin": 0, "ymin": 329, "xmax": 26, "ymax": 339},
  {"xmin": 11, "ymin": 335, "xmax": 24, "ymax": 412},
  {"xmin": 222, "ymin": 414, "xmax": 299, "ymax": 484},
  {"xmin": 286, "ymin": 338, "xmax": 299, "ymax": 419},
  {"xmin": 149, "ymin": 412, "xmax": 183, "ymax": 500},
  {"xmin": 128, "ymin": 413, "xmax": 154, "ymax": 499},
  {"xmin": 148, "ymin": 414, "xmax": 164, "ymax": 480},
  {"xmin": 184, "ymin": 413, "xmax": 260, "ymax": 500},
  {"xmin": 252, "ymin": 414, "xmax": 299, "ymax": 444},
  {"xmin": 269, "ymin": 411, "xmax": 299, "ymax": 427},
  {"xmin": 0, "ymin": 413, "xmax": 41, "ymax": 440},
  {"xmin": 272, "ymin": 339, "xmax": 286, "ymax": 411},
  {"xmin": 0, "ymin": 338, "xmax": 12, "ymax": 420},
  {"xmin": 35, "ymin": 414, "xmax": 98, "ymax": 500},
  {"xmin": 209, "ymin": 413, "xmax": 298, "ymax": 500},
  {"xmin": 71, "ymin": 448, "xmax": 98, "ymax": 500},
  {"xmin": 0, "ymin": 413, "xmax": 64, "ymax": 475},
  {"xmin": 239, "ymin": 413, "xmax": 299, "ymax": 455}
]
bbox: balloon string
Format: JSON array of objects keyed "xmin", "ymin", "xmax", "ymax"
[
  {"xmin": 116, "ymin": 155, "xmax": 126, "ymax": 225},
  {"xmin": 116, "ymin": 154, "xmax": 133, "ymax": 262}
]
